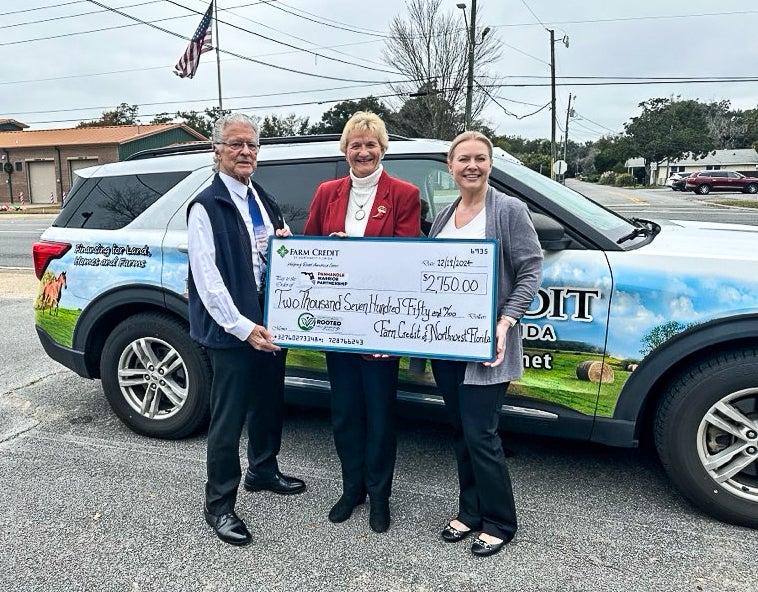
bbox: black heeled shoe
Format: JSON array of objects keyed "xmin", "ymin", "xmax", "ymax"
[
  {"xmin": 369, "ymin": 499, "xmax": 390, "ymax": 533},
  {"xmin": 471, "ymin": 535, "xmax": 506, "ymax": 557},
  {"xmin": 328, "ymin": 492, "xmax": 366, "ymax": 523},
  {"xmin": 441, "ymin": 521, "xmax": 473, "ymax": 543}
]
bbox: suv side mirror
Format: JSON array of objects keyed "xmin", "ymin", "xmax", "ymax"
[{"xmin": 533, "ymin": 212, "xmax": 571, "ymax": 251}]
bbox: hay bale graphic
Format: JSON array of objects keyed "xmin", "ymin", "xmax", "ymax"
[{"xmin": 576, "ymin": 360, "xmax": 615, "ymax": 384}]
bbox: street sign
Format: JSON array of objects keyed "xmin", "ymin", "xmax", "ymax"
[{"xmin": 554, "ymin": 159, "xmax": 567, "ymax": 175}]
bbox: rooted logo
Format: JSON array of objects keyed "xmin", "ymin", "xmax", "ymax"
[{"xmin": 298, "ymin": 312, "xmax": 316, "ymax": 331}]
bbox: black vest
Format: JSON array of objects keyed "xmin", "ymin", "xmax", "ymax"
[{"xmin": 187, "ymin": 174, "xmax": 284, "ymax": 349}]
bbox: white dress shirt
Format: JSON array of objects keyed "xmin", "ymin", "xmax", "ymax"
[{"xmin": 187, "ymin": 172, "xmax": 282, "ymax": 342}]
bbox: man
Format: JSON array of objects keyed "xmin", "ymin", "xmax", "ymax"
[{"xmin": 187, "ymin": 113, "xmax": 306, "ymax": 546}]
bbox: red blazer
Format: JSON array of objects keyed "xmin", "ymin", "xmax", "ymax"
[{"xmin": 303, "ymin": 171, "xmax": 421, "ymax": 238}]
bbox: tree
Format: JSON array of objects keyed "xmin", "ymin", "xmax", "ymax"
[
  {"xmin": 382, "ymin": 0, "xmax": 502, "ymax": 138},
  {"xmin": 174, "ymin": 106, "xmax": 230, "ymax": 138},
  {"xmin": 392, "ymin": 82, "xmax": 459, "ymax": 139},
  {"xmin": 78, "ymin": 103, "xmax": 139, "ymax": 127},
  {"xmin": 150, "ymin": 112, "xmax": 175, "ymax": 124},
  {"xmin": 640, "ymin": 320, "xmax": 690, "ymax": 356},
  {"xmin": 310, "ymin": 97, "xmax": 395, "ymax": 134},
  {"xmin": 259, "ymin": 113, "xmax": 310, "ymax": 137},
  {"xmin": 622, "ymin": 97, "xmax": 714, "ymax": 183}
]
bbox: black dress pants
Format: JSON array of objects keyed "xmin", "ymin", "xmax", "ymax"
[
  {"xmin": 205, "ymin": 346, "xmax": 287, "ymax": 515},
  {"xmin": 431, "ymin": 359, "xmax": 517, "ymax": 542},
  {"xmin": 325, "ymin": 352, "xmax": 399, "ymax": 502}
]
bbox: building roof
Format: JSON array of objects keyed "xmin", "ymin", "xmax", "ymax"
[
  {"xmin": 0, "ymin": 123, "xmax": 207, "ymax": 149},
  {"xmin": 0, "ymin": 119, "xmax": 29, "ymax": 130},
  {"xmin": 671, "ymin": 148, "xmax": 758, "ymax": 167}
]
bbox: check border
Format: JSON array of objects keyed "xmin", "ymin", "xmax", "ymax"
[{"xmin": 264, "ymin": 236, "xmax": 498, "ymax": 361}]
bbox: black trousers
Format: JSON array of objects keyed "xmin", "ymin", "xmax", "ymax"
[
  {"xmin": 325, "ymin": 352, "xmax": 399, "ymax": 502},
  {"xmin": 205, "ymin": 345, "xmax": 287, "ymax": 515},
  {"xmin": 431, "ymin": 359, "xmax": 517, "ymax": 541}
]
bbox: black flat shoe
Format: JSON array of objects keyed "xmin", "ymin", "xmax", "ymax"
[
  {"xmin": 328, "ymin": 492, "xmax": 367, "ymax": 523},
  {"xmin": 471, "ymin": 535, "xmax": 506, "ymax": 557},
  {"xmin": 441, "ymin": 521, "xmax": 473, "ymax": 543},
  {"xmin": 369, "ymin": 499, "xmax": 390, "ymax": 533},
  {"xmin": 203, "ymin": 507, "xmax": 252, "ymax": 546},
  {"xmin": 244, "ymin": 470, "xmax": 306, "ymax": 495}
]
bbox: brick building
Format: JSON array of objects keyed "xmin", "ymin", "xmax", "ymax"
[{"xmin": 0, "ymin": 120, "xmax": 207, "ymax": 204}]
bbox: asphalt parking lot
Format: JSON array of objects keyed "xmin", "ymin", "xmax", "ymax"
[{"xmin": 1, "ymin": 289, "xmax": 756, "ymax": 592}]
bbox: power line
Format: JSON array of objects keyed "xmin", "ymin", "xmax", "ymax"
[{"xmin": 262, "ymin": 0, "xmax": 389, "ymax": 37}]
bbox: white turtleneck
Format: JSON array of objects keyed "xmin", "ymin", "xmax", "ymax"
[{"xmin": 345, "ymin": 164, "xmax": 383, "ymax": 236}]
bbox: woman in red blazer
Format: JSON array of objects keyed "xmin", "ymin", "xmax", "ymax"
[{"xmin": 304, "ymin": 111, "xmax": 420, "ymax": 533}]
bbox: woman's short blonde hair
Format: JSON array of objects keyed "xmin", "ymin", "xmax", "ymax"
[
  {"xmin": 339, "ymin": 111, "xmax": 389, "ymax": 153},
  {"xmin": 447, "ymin": 131, "xmax": 493, "ymax": 163}
]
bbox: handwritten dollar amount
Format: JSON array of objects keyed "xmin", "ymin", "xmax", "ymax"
[{"xmin": 421, "ymin": 272, "xmax": 488, "ymax": 294}]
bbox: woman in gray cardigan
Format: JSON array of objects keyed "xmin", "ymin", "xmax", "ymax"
[{"xmin": 430, "ymin": 131, "xmax": 543, "ymax": 557}]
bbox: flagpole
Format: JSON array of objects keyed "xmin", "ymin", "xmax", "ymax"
[{"xmin": 214, "ymin": 0, "xmax": 223, "ymax": 109}]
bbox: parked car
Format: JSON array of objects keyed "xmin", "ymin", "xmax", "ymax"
[
  {"xmin": 665, "ymin": 172, "xmax": 688, "ymax": 190},
  {"xmin": 684, "ymin": 170, "xmax": 758, "ymax": 194},
  {"xmin": 32, "ymin": 135, "xmax": 758, "ymax": 529}
]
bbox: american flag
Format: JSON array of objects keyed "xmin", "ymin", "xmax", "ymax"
[{"xmin": 173, "ymin": 1, "xmax": 214, "ymax": 79}]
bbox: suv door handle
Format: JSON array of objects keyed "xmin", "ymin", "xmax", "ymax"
[{"xmin": 178, "ymin": 244, "xmax": 188, "ymax": 253}]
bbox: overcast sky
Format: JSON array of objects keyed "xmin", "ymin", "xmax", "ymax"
[{"xmin": 4, "ymin": 0, "xmax": 757, "ymax": 142}]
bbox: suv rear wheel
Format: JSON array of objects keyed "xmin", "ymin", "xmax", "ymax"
[
  {"xmin": 100, "ymin": 312, "xmax": 211, "ymax": 439},
  {"xmin": 654, "ymin": 349, "xmax": 758, "ymax": 528}
]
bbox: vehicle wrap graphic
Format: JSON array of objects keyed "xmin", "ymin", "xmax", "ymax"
[{"xmin": 36, "ymin": 235, "xmax": 758, "ymax": 419}]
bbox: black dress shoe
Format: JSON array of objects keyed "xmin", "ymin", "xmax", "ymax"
[
  {"xmin": 244, "ymin": 470, "xmax": 306, "ymax": 495},
  {"xmin": 441, "ymin": 521, "xmax": 473, "ymax": 543},
  {"xmin": 203, "ymin": 508, "xmax": 252, "ymax": 546},
  {"xmin": 471, "ymin": 535, "xmax": 506, "ymax": 557},
  {"xmin": 328, "ymin": 492, "xmax": 366, "ymax": 523},
  {"xmin": 369, "ymin": 499, "xmax": 390, "ymax": 533}
]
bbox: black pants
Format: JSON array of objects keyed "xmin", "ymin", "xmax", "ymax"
[
  {"xmin": 325, "ymin": 352, "xmax": 399, "ymax": 502},
  {"xmin": 205, "ymin": 346, "xmax": 287, "ymax": 515},
  {"xmin": 431, "ymin": 359, "xmax": 517, "ymax": 541}
]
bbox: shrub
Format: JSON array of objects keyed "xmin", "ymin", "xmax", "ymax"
[
  {"xmin": 598, "ymin": 171, "xmax": 617, "ymax": 185},
  {"xmin": 615, "ymin": 173, "xmax": 635, "ymax": 187}
]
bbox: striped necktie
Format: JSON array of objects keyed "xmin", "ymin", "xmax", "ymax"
[{"xmin": 246, "ymin": 186, "xmax": 268, "ymax": 292}]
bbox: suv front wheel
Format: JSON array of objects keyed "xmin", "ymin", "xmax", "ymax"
[
  {"xmin": 654, "ymin": 349, "xmax": 758, "ymax": 528},
  {"xmin": 100, "ymin": 312, "xmax": 211, "ymax": 439}
]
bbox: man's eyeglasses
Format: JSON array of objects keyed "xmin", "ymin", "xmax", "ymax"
[{"xmin": 217, "ymin": 141, "xmax": 260, "ymax": 152}]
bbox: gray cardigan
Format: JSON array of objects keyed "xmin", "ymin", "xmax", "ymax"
[{"xmin": 428, "ymin": 186, "xmax": 543, "ymax": 384}]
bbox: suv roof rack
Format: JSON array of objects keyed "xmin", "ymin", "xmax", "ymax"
[{"xmin": 124, "ymin": 133, "xmax": 412, "ymax": 161}]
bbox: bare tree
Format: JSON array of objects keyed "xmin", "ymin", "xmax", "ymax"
[{"xmin": 382, "ymin": 0, "xmax": 501, "ymax": 138}]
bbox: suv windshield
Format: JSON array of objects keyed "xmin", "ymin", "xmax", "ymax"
[{"xmin": 492, "ymin": 155, "xmax": 639, "ymax": 243}]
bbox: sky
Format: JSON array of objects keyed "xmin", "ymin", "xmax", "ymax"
[{"xmin": 4, "ymin": 0, "xmax": 758, "ymax": 143}]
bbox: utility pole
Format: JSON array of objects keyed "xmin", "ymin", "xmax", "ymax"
[
  {"xmin": 213, "ymin": 0, "xmax": 223, "ymax": 110},
  {"xmin": 458, "ymin": 1, "xmax": 477, "ymax": 130},
  {"xmin": 549, "ymin": 29, "xmax": 556, "ymax": 180},
  {"xmin": 563, "ymin": 93, "xmax": 573, "ymax": 164}
]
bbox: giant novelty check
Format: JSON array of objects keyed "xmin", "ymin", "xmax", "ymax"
[{"xmin": 265, "ymin": 237, "xmax": 498, "ymax": 361}]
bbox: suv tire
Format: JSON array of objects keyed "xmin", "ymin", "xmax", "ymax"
[
  {"xmin": 695, "ymin": 184, "xmax": 711, "ymax": 195},
  {"xmin": 100, "ymin": 312, "xmax": 211, "ymax": 439},
  {"xmin": 654, "ymin": 349, "xmax": 758, "ymax": 528},
  {"xmin": 744, "ymin": 183, "xmax": 758, "ymax": 195}
]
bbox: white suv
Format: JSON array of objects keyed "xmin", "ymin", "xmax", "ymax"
[{"xmin": 33, "ymin": 135, "xmax": 758, "ymax": 529}]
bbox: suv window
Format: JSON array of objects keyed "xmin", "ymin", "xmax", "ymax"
[
  {"xmin": 56, "ymin": 172, "xmax": 190, "ymax": 230},
  {"xmin": 253, "ymin": 161, "xmax": 338, "ymax": 234}
]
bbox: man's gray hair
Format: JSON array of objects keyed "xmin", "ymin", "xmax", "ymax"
[{"xmin": 211, "ymin": 113, "xmax": 259, "ymax": 172}]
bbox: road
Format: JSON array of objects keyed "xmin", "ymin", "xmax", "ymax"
[
  {"xmin": 0, "ymin": 210, "xmax": 756, "ymax": 590},
  {"xmin": 565, "ymin": 179, "xmax": 758, "ymax": 226}
]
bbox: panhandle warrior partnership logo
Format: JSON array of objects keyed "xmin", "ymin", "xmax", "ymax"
[{"xmin": 297, "ymin": 312, "xmax": 342, "ymax": 333}]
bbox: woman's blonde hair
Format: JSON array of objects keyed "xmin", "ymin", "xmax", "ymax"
[
  {"xmin": 447, "ymin": 130, "xmax": 493, "ymax": 163},
  {"xmin": 339, "ymin": 111, "xmax": 389, "ymax": 153}
]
